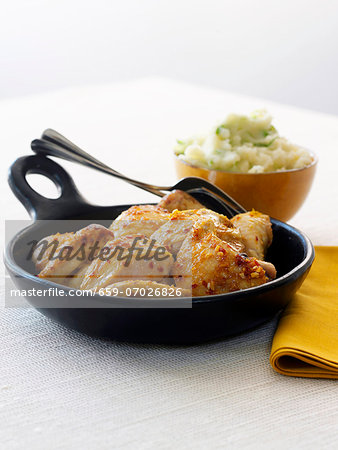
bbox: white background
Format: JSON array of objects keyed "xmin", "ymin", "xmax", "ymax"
[{"xmin": 2, "ymin": 0, "xmax": 338, "ymax": 114}]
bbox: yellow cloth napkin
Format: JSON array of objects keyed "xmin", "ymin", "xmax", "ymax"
[{"xmin": 270, "ymin": 246, "xmax": 338, "ymax": 379}]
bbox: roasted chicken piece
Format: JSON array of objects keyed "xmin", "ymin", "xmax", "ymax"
[
  {"xmin": 33, "ymin": 199, "xmax": 276, "ymax": 296},
  {"xmin": 151, "ymin": 208, "xmax": 244, "ymax": 256},
  {"xmin": 36, "ymin": 224, "xmax": 114, "ymax": 288},
  {"xmin": 231, "ymin": 211, "xmax": 272, "ymax": 260},
  {"xmin": 109, "ymin": 190, "xmax": 203, "ymax": 244},
  {"xmin": 81, "ymin": 235, "xmax": 174, "ymax": 290},
  {"xmin": 101, "ymin": 280, "xmax": 191, "ymax": 298},
  {"xmin": 110, "ymin": 205, "xmax": 169, "ymax": 238},
  {"xmin": 150, "ymin": 210, "xmax": 195, "ymax": 255},
  {"xmin": 189, "ymin": 209, "xmax": 245, "ymax": 253},
  {"xmin": 174, "ymin": 232, "xmax": 268, "ymax": 296},
  {"xmin": 157, "ymin": 189, "xmax": 204, "ymax": 212},
  {"xmin": 255, "ymin": 260, "xmax": 276, "ymax": 280},
  {"xmin": 66, "ymin": 265, "xmax": 93, "ymax": 289},
  {"xmin": 32, "ymin": 232, "xmax": 73, "ymax": 272}
]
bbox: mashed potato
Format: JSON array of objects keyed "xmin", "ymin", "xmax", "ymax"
[{"xmin": 174, "ymin": 110, "xmax": 313, "ymax": 173}]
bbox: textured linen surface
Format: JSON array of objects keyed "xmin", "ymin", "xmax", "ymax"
[
  {"xmin": 1, "ymin": 78, "xmax": 338, "ymax": 449},
  {"xmin": 270, "ymin": 246, "xmax": 338, "ymax": 378},
  {"xmin": 1, "ymin": 305, "xmax": 338, "ymax": 450}
]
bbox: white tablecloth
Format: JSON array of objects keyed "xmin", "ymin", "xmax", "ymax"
[{"xmin": 1, "ymin": 78, "xmax": 337, "ymax": 449}]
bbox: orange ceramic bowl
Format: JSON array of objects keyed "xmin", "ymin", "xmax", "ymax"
[{"xmin": 174, "ymin": 154, "xmax": 318, "ymax": 221}]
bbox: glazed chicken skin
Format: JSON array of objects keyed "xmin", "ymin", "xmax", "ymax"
[
  {"xmin": 157, "ymin": 190, "xmax": 204, "ymax": 212},
  {"xmin": 80, "ymin": 235, "xmax": 174, "ymax": 291},
  {"xmin": 110, "ymin": 191, "xmax": 203, "ymax": 243},
  {"xmin": 151, "ymin": 208, "xmax": 245, "ymax": 256},
  {"xmin": 110, "ymin": 205, "xmax": 169, "ymax": 238},
  {"xmin": 32, "ymin": 231, "xmax": 74, "ymax": 273},
  {"xmin": 164, "ymin": 207, "xmax": 275, "ymax": 296},
  {"xmin": 35, "ymin": 224, "xmax": 114, "ymax": 288},
  {"xmin": 187, "ymin": 209, "xmax": 245, "ymax": 253},
  {"xmin": 174, "ymin": 231, "xmax": 268, "ymax": 296},
  {"xmin": 231, "ymin": 211, "xmax": 272, "ymax": 260},
  {"xmin": 150, "ymin": 210, "xmax": 194, "ymax": 255}
]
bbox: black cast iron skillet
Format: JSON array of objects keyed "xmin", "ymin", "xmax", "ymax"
[{"xmin": 5, "ymin": 155, "xmax": 315, "ymax": 344}]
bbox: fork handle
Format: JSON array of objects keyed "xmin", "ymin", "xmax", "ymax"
[
  {"xmin": 42, "ymin": 129, "xmax": 120, "ymax": 174},
  {"xmin": 31, "ymin": 138, "xmax": 164, "ymax": 198},
  {"xmin": 41, "ymin": 129, "xmax": 163, "ymax": 192}
]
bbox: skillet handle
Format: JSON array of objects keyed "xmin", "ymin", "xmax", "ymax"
[{"xmin": 8, "ymin": 155, "xmax": 89, "ymax": 220}]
